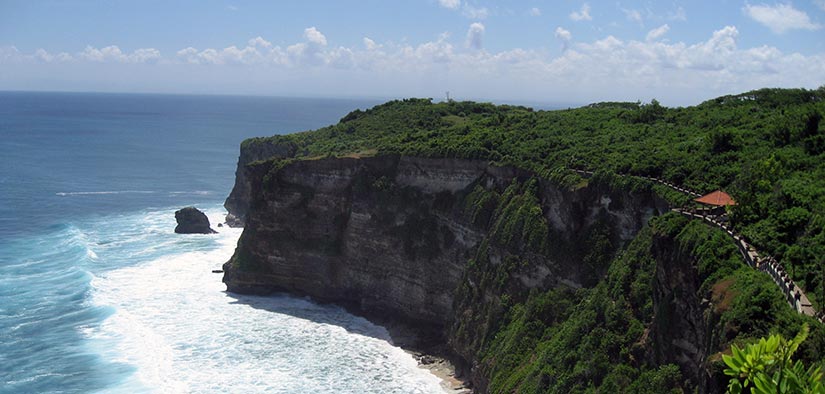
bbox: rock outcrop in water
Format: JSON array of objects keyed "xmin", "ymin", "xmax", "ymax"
[{"xmin": 174, "ymin": 207, "xmax": 217, "ymax": 234}]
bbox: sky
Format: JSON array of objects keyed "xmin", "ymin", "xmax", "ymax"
[{"xmin": 1, "ymin": 0, "xmax": 824, "ymax": 106}]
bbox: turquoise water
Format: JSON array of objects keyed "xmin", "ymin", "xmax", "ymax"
[{"xmin": 0, "ymin": 92, "xmax": 447, "ymax": 393}]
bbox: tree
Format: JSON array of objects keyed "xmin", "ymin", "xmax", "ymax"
[{"xmin": 723, "ymin": 324, "xmax": 824, "ymax": 393}]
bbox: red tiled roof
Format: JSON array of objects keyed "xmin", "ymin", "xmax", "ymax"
[{"xmin": 695, "ymin": 190, "xmax": 736, "ymax": 206}]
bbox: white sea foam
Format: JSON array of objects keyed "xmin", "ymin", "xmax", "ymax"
[
  {"xmin": 88, "ymin": 208, "xmax": 446, "ymax": 394},
  {"xmin": 168, "ymin": 191, "xmax": 212, "ymax": 196},
  {"xmin": 56, "ymin": 191, "xmax": 156, "ymax": 196}
]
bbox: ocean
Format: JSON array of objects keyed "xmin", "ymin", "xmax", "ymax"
[{"xmin": 0, "ymin": 92, "xmax": 448, "ymax": 393}]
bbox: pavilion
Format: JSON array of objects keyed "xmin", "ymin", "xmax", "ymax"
[{"xmin": 694, "ymin": 190, "xmax": 736, "ymax": 215}]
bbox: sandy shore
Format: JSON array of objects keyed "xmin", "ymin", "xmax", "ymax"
[
  {"xmin": 377, "ymin": 319, "xmax": 473, "ymax": 393},
  {"xmin": 411, "ymin": 351, "xmax": 473, "ymax": 393}
]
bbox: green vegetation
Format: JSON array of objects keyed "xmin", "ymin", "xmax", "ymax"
[
  {"xmin": 477, "ymin": 223, "xmax": 671, "ymax": 393},
  {"xmin": 653, "ymin": 215, "xmax": 821, "ymax": 346},
  {"xmin": 251, "ymin": 87, "xmax": 825, "ymax": 307},
  {"xmin": 243, "ymin": 88, "xmax": 825, "ymax": 391},
  {"xmin": 471, "ymin": 214, "xmax": 823, "ymax": 393},
  {"xmin": 723, "ymin": 325, "xmax": 824, "ymax": 394},
  {"xmin": 489, "ymin": 179, "xmax": 550, "ymax": 253}
]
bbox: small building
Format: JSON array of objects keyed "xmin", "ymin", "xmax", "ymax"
[{"xmin": 694, "ymin": 190, "xmax": 736, "ymax": 215}]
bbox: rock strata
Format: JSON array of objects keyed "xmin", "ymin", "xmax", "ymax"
[
  {"xmin": 224, "ymin": 137, "xmax": 297, "ymax": 227},
  {"xmin": 174, "ymin": 207, "xmax": 217, "ymax": 234},
  {"xmin": 223, "ymin": 154, "xmax": 667, "ymax": 390}
]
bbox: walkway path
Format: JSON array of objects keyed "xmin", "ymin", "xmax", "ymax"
[
  {"xmin": 570, "ymin": 168, "xmax": 823, "ymax": 324},
  {"xmin": 674, "ymin": 208, "xmax": 817, "ymax": 319}
]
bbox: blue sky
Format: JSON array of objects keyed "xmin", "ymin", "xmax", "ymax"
[{"xmin": 1, "ymin": 0, "xmax": 824, "ymax": 105}]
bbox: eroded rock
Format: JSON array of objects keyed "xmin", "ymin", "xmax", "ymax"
[{"xmin": 174, "ymin": 207, "xmax": 217, "ymax": 234}]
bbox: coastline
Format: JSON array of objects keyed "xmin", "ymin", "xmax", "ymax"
[
  {"xmin": 220, "ymin": 282, "xmax": 473, "ymax": 393},
  {"xmin": 412, "ymin": 352, "xmax": 472, "ymax": 394},
  {"xmin": 374, "ymin": 318, "xmax": 473, "ymax": 394}
]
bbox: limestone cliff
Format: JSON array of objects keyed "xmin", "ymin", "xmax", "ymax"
[
  {"xmin": 224, "ymin": 137, "xmax": 297, "ymax": 226},
  {"xmin": 218, "ymin": 93, "xmax": 825, "ymax": 393},
  {"xmin": 648, "ymin": 226, "xmax": 719, "ymax": 393},
  {"xmin": 223, "ymin": 153, "xmax": 686, "ymax": 390}
]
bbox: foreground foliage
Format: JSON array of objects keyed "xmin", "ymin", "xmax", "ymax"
[{"xmin": 724, "ymin": 325, "xmax": 824, "ymax": 394}]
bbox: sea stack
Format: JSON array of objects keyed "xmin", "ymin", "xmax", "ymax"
[{"xmin": 174, "ymin": 207, "xmax": 217, "ymax": 234}]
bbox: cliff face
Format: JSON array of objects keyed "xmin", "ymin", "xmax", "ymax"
[
  {"xmin": 649, "ymin": 230, "xmax": 717, "ymax": 393},
  {"xmin": 226, "ymin": 156, "xmax": 491, "ymax": 328},
  {"xmin": 224, "ymin": 138, "xmax": 296, "ymax": 226},
  {"xmin": 223, "ymin": 154, "xmax": 677, "ymax": 388}
]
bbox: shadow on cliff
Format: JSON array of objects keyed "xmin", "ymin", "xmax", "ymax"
[{"xmin": 223, "ymin": 290, "xmax": 406, "ymax": 345}]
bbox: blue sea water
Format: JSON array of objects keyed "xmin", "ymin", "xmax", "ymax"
[{"xmin": 0, "ymin": 92, "xmax": 447, "ymax": 393}]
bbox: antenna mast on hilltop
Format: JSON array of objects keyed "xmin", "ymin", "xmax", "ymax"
[{"xmin": 446, "ymin": 91, "xmax": 451, "ymax": 102}]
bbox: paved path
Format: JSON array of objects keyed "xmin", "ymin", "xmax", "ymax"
[
  {"xmin": 674, "ymin": 208, "xmax": 818, "ymax": 320},
  {"xmin": 570, "ymin": 168, "xmax": 823, "ymax": 324}
]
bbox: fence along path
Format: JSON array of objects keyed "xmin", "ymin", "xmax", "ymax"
[{"xmin": 570, "ymin": 169, "xmax": 823, "ymax": 324}]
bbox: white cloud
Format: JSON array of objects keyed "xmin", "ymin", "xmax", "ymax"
[
  {"xmin": 588, "ymin": 35, "xmax": 623, "ymax": 51},
  {"xmin": 439, "ymin": 0, "xmax": 488, "ymax": 19},
  {"xmin": 248, "ymin": 36, "xmax": 272, "ymax": 48},
  {"xmin": 438, "ymin": 0, "xmax": 460, "ymax": 10},
  {"xmin": 555, "ymin": 27, "xmax": 572, "ymax": 41},
  {"xmin": 327, "ymin": 47, "xmax": 355, "ymax": 69},
  {"xmin": 174, "ymin": 31, "xmax": 343, "ymax": 68},
  {"xmin": 2, "ymin": 46, "xmax": 73, "ymax": 64},
  {"xmin": 55, "ymin": 52, "xmax": 73, "ymax": 62},
  {"xmin": 131, "ymin": 48, "xmax": 161, "ymax": 63},
  {"xmin": 195, "ymin": 48, "xmax": 220, "ymax": 64},
  {"xmin": 222, "ymin": 46, "xmax": 265, "ymax": 64},
  {"xmin": 529, "ymin": 7, "xmax": 541, "ymax": 16},
  {"xmin": 466, "ymin": 22, "xmax": 485, "ymax": 50},
  {"xmin": 79, "ymin": 45, "xmax": 160, "ymax": 63},
  {"xmin": 285, "ymin": 27, "xmax": 331, "ymax": 66},
  {"xmin": 0, "ymin": 46, "xmax": 21, "ymax": 62},
  {"xmin": 4, "ymin": 26, "xmax": 825, "ymax": 106},
  {"xmin": 34, "ymin": 48, "xmax": 53, "ymax": 62},
  {"xmin": 570, "ymin": 3, "xmax": 592, "ymax": 21},
  {"xmin": 363, "ymin": 37, "xmax": 380, "ymax": 51},
  {"xmin": 668, "ymin": 6, "xmax": 687, "ymax": 21},
  {"xmin": 623, "ymin": 8, "xmax": 643, "ymax": 24},
  {"xmin": 176, "ymin": 47, "xmax": 199, "ymax": 63},
  {"xmin": 227, "ymin": 5, "xmax": 238, "ymax": 11},
  {"xmin": 304, "ymin": 27, "xmax": 328, "ymax": 46},
  {"xmin": 80, "ymin": 46, "xmax": 114, "ymax": 62},
  {"xmin": 412, "ymin": 32, "xmax": 454, "ymax": 63},
  {"xmin": 462, "ymin": 4, "xmax": 489, "ymax": 19},
  {"xmin": 555, "ymin": 27, "xmax": 572, "ymax": 51},
  {"xmin": 491, "ymin": 48, "xmax": 533, "ymax": 64},
  {"xmin": 175, "ymin": 43, "xmax": 284, "ymax": 65},
  {"xmin": 646, "ymin": 24, "xmax": 670, "ymax": 41},
  {"xmin": 286, "ymin": 43, "xmax": 319, "ymax": 65},
  {"xmin": 744, "ymin": 3, "xmax": 821, "ymax": 33}
]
